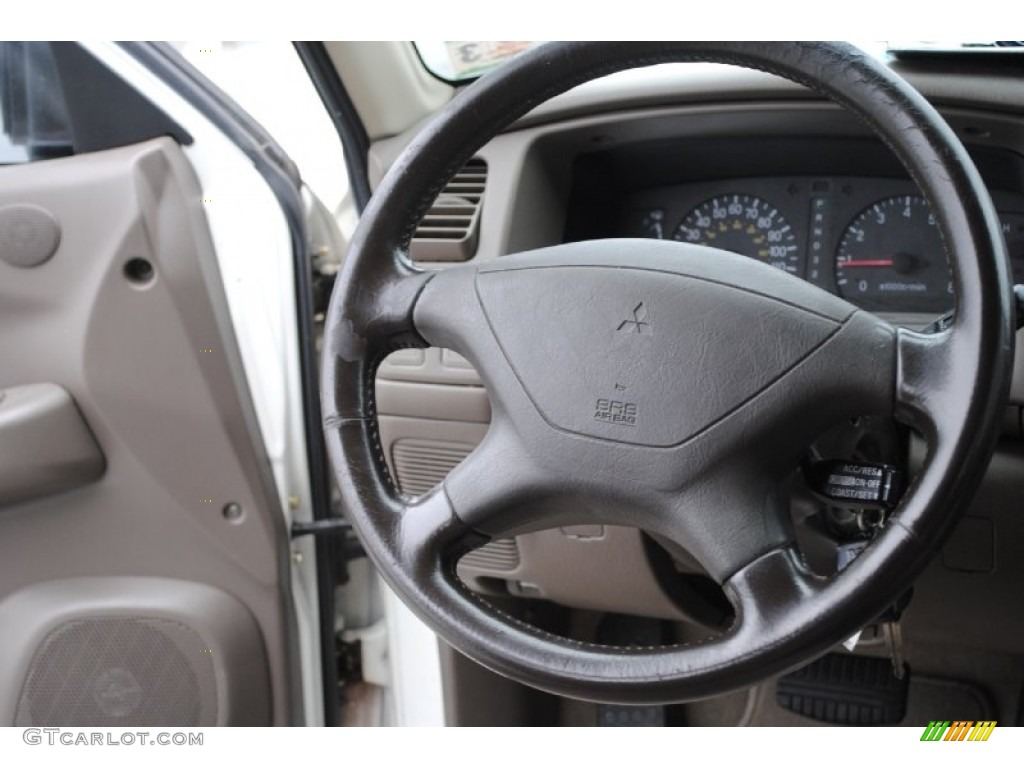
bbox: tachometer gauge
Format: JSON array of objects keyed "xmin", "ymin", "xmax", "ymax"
[
  {"xmin": 835, "ymin": 195, "xmax": 952, "ymax": 313},
  {"xmin": 673, "ymin": 194, "xmax": 800, "ymax": 274}
]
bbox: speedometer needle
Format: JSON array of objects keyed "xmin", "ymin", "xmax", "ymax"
[{"xmin": 841, "ymin": 259, "xmax": 895, "ymax": 268}]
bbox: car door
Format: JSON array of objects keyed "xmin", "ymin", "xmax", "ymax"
[{"xmin": 0, "ymin": 41, "xmax": 321, "ymax": 727}]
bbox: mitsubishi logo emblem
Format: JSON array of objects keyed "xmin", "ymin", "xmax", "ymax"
[{"xmin": 617, "ymin": 302, "xmax": 650, "ymax": 333}]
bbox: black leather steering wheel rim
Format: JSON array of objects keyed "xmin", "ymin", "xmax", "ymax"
[{"xmin": 321, "ymin": 42, "xmax": 1014, "ymax": 704}]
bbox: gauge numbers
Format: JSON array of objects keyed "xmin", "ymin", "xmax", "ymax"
[
  {"xmin": 673, "ymin": 194, "xmax": 800, "ymax": 274},
  {"xmin": 835, "ymin": 195, "xmax": 952, "ymax": 313}
]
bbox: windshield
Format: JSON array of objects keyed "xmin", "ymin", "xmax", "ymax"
[
  {"xmin": 414, "ymin": 41, "xmax": 538, "ymax": 81},
  {"xmin": 415, "ymin": 41, "xmax": 1024, "ymax": 83}
]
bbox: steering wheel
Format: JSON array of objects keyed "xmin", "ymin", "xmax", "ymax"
[{"xmin": 321, "ymin": 42, "xmax": 1014, "ymax": 703}]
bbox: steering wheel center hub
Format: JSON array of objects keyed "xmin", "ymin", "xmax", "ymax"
[{"xmin": 474, "ymin": 239, "xmax": 855, "ymax": 446}]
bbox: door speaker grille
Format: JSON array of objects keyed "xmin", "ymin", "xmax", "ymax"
[
  {"xmin": 0, "ymin": 204, "xmax": 61, "ymax": 267},
  {"xmin": 15, "ymin": 616, "xmax": 218, "ymax": 727}
]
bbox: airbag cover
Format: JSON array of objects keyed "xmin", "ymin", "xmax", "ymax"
[{"xmin": 476, "ymin": 256, "xmax": 844, "ymax": 447}]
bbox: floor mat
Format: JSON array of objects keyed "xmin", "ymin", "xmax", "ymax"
[{"xmin": 687, "ymin": 667, "xmax": 996, "ymax": 727}]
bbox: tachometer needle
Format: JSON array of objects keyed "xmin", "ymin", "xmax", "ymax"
[{"xmin": 841, "ymin": 259, "xmax": 895, "ymax": 268}]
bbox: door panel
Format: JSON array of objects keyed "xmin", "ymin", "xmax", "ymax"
[{"xmin": 0, "ymin": 138, "xmax": 299, "ymax": 725}]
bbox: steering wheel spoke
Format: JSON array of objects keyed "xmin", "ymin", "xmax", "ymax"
[
  {"xmin": 725, "ymin": 545, "xmax": 823, "ymax": 635},
  {"xmin": 644, "ymin": 472, "xmax": 793, "ymax": 589},
  {"xmin": 439, "ymin": 417, "xmax": 562, "ymax": 538},
  {"xmin": 411, "ymin": 263, "xmax": 498, "ymax": 377},
  {"xmin": 894, "ymin": 326, "xmax": 959, "ymax": 438}
]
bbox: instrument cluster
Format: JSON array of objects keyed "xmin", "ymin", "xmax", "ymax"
[{"xmin": 617, "ymin": 177, "xmax": 1024, "ymax": 315}]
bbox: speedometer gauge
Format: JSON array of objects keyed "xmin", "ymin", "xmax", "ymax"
[
  {"xmin": 835, "ymin": 195, "xmax": 952, "ymax": 313},
  {"xmin": 673, "ymin": 194, "xmax": 800, "ymax": 274}
]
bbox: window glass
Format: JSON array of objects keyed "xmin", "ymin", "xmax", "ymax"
[
  {"xmin": 174, "ymin": 41, "xmax": 351, "ymax": 225},
  {"xmin": 0, "ymin": 42, "xmax": 73, "ymax": 163}
]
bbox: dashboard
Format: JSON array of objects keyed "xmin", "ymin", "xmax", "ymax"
[{"xmin": 373, "ymin": 93, "xmax": 1024, "ymax": 626}]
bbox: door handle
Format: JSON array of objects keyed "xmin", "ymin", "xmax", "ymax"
[{"xmin": 0, "ymin": 383, "xmax": 105, "ymax": 507}]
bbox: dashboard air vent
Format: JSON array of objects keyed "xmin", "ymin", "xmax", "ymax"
[{"xmin": 410, "ymin": 158, "xmax": 486, "ymax": 262}]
